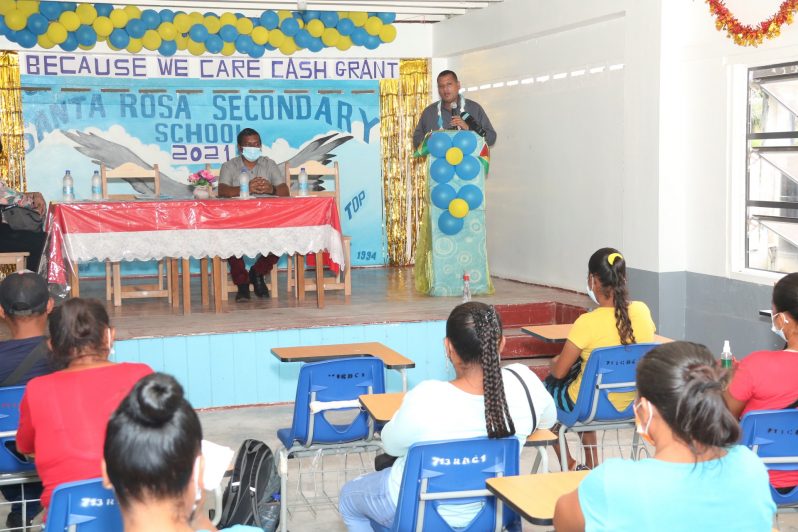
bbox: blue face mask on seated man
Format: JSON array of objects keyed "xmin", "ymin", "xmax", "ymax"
[{"xmin": 242, "ymin": 147, "xmax": 261, "ymax": 162}]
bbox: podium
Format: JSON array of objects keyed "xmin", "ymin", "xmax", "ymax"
[{"xmin": 414, "ymin": 130, "xmax": 494, "ymax": 296}]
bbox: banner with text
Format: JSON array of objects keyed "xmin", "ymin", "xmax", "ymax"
[{"xmin": 21, "ymin": 71, "xmax": 386, "ymax": 266}]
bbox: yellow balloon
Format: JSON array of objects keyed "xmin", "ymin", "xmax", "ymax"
[
  {"xmin": 15, "ymin": 0, "xmax": 37, "ymax": 16},
  {"xmin": 321, "ymin": 27, "xmax": 339, "ymax": 47},
  {"xmin": 188, "ymin": 39, "xmax": 205, "ymax": 56},
  {"xmin": 445, "ymin": 147, "xmax": 464, "ymax": 166},
  {"xmin": 379, "ymin": 24, "xmax": 396, "ymax": 43},
  {"xmin": 277, "ymin": 10, "xmax": 291, "ymax": 21},
  {"xmin": 5, "ymin": 10, "xmax": 27, "ymax": 31},
  {"xmin": 251, "ymin": 26, "xmax": 269, "ymax": 45},
  {"xmin": 204, "ymin": 15, "xmax": 221, "ymax": 34},
  {"xmin": 92, "ymin": 16, "xmax": 113, "ymax": 37},
  {"xmin": 269, "ymin": 28, "xmax": 285, "ymax": 47},
  {"xmin": 47, "ymin": 22, "xmax": 67, "ymax": 44},
  {"xmin": 338, "ymin": 11, "xmax": 348, "ymax": 19},
  {"xmin": 335, "ymin": 35, "xmax": 352, "ymax": 51},
  {"xmin": 278, "ymin": 38, "xmax": 297, "ymax": 55},
  {"xmin": 37, "ymin": 33, "xmax": 54, "ymax": 49},
  {"xmin": 189, "ymin": 11, "xmax": 204, "ymax": 25},
  {"xmin": 349, "ymin": 11, "xmax": 367, "ymax": 27},
  {"xmin": 126, "ymin": 38, "xmax": 143, "ymax": 53},
  {"xmin": 173, "ymin": 13, "xmax": 191, "ymax": 34},
  {"xmin": 235, "ymin": 17, "xmax": 253, "ymax": 34},
  {"xmin": 158, "ymin": 22, "xmax": 177, "ymax": 40},
  {"xmin": 219, "ymin": 12, "xmax": 237, "ymax": 26},
  {"xmin": 0, "ymin": 2, "xmax": 16, "ymax": 17},
  {"xmin": 221, "ymin": 41, "xmax": 235, "ymax": 55},
  {"xmin": 448, "ymin": 198, "xmax": 469, "ymax": 219},
  {"xmin": 364, "ymin": 16, "xmax": 382, "ymax": 36},
  {"xmin": 109, "ymin": 8, "xmax": 128, "ymax": 28},
  {"xmin": 59, "ymin": 11, "xmax": 80, "ymax": 31},
  {"xmin": 142, "ymin": 29, "xmax": 162, "ymax": 50},
  {"xmin": 175, "ymin": 34, "xmax": 188, "ymax": 50},
  {"xmin": 76, "ymin": 3, "xmax": 97, "ymax": 25},
  {"xmin": 122, "ymin": 5, "xmax": 140, "ymax": 19},
  {"xmin": 306, "ymin": 19, "xmax": 324, "ymax": 38}
]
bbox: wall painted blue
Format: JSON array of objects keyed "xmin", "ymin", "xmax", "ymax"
[{"xmin": 113, "ymin": 320, "xmax": 448, "ymax": 409}]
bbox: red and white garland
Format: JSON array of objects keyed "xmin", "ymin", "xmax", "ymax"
[{"xmin": 706, "ymin": 0, "xmax": 798, "ymax": 46}]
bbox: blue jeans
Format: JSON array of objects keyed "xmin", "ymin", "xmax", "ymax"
[{"xmin": 339, "ymin": 467, "xmax": 396, "ymax": 531}]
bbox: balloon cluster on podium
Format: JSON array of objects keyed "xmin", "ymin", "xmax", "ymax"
[
  {"xmin": 0, "ymin": 2, "xmax": 398, "ymax": 56},
  {"xmin": 428, "ymin": 131, "xmax": 485, "ymax": 236}
]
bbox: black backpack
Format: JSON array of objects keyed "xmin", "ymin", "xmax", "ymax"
[{"xmin": 217, "ymin": 439, "xmax": 281, "ymax": 531}]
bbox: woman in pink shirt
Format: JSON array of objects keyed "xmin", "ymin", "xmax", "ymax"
[{"xmin": 725, "ymin": 272, "xmax": 798, "ymax": 492}]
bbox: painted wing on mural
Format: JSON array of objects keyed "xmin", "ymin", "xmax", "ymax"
[{"xmin": 284, "ymin": 133, "xmax": 353, "ymax": 168}]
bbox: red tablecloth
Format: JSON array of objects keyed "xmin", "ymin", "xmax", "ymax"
[{"xmin": 46, "ymin": 197, "xmax": 344, "ymax": 286}]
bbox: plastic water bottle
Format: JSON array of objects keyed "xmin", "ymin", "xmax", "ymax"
[
  {"xmin": 721, "ymin": 340, "xmax": 733, "ymax": 369},
  {"xmin": 239, "ymin": 168, "xmax": 250, "ymax": 198},
  {"xmin": 62, "ymin": 170, "xmax": 74, "ymax": 202},
  {"xmin": 298, "ymin": 167, "xmax": 309, "ymax": 196},
  {"xmin": 258, "ymin": 497, "xmax": 280, "ymax": 532},
  {"xmin": 91, "ymin": 170, "xmax": 102, "ymax": 200},
  {"xmin": 462, "ymin": 272, "xmax": 471, "ymax": 303}
]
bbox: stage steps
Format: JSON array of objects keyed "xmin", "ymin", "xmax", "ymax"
[{"xmin": 494, "ymin": 302, "xmax": 586, "ymax": 382}]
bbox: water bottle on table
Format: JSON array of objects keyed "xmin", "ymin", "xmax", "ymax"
[
  {"xmin": 91, "ymin": 170, "xmax": 102, "ymax": 200},
  {"xmin": 462, "ymin": 272, "xmax": 471, "ymax": 303},
  {"xmin": 239, "ymin": 168, "xmax": 250, "ymax": 198},
  {"xmin": 62, "ymin": 170, "xmax": 74, "ymax": 202},
  {"xmin": 298, "ymin": 167, "xmax": 309, "ymax": 197}
]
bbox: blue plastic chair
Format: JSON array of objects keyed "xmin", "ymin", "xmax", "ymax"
[
  {"xmin": 740, "ymin": 409, "xmax": 798, "ymax": 509},
  {"xmin": 0, "ymin": 386, "xmax": 35, "ymax": 473},
  {"xmin": 556, "ymin": 343, "xmax": 659, "ymax": 470},
  {"xmin": 276, "ymin": 357, "xmax": 386, "ymax": 532},
  {"xmin": 379, "ymin": 437, "xmax": 521, "ymax": 532},
  {"xmin": 45, "ymin": 478, "xmax": 122, "ymax": 531}
]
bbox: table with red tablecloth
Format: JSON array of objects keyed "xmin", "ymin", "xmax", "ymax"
[{"xmin": 45, "ymin": 197, "xmax": 345, "ymax": 310}]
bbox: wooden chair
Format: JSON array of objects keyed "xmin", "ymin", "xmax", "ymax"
[
  {"xmin": 284, "ymin": 160, "xmax": 352, "ymax": 297},
  {"xmin": 100, "ymin": 162, "xmax": 171, "ymax": 307}
]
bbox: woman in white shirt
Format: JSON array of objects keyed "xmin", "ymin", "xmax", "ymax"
[{"xmin": 339, "ymin": 302, "xmax": 556, "ymax": 531}]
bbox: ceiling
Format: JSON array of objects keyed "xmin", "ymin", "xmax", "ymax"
[{"xmin": 100, "ymin": 1, "xmax": 505, "ymax": 22}]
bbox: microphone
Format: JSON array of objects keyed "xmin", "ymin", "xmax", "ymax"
[
  {"xmin": 449, "ymin": 101, "xmax": 459, "ymax": 130},
  {"xmin": 460, "ymin": 110, "xmax": 487, "ymax": 138}
]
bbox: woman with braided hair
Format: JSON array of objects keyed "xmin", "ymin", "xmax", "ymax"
[
  {"xmin": 546, "ymin": 247, "xmax": 656, "ymax": 470},
  {"xmin": 554, "ymin": 342, "xmax": 775, "ymax": 531},
  {"xmin": 338, "ymin": 302, "xmax": 556, "ymax": 531}
]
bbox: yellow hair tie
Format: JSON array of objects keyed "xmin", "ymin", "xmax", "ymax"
[{"xmin": 607, "ymin": 252, "xmax": 623, "ymax": 265}]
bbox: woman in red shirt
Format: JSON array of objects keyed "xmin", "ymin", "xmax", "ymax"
[
  {"xmin": 725, "ymin": 272, "xmax": 798, "ymax": 493},
  {"xmin": 16, "ymin": 298, "xmax": 152, "ymax": 512}
]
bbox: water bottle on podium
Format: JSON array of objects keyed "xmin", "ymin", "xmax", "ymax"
[
  {"xmin": 91, "ymin": 170, "xmax": 102, "ymax": 200},
  {"xmin": 239, "ymin": 168, "xmax": 250, "ymax": 198},
  {"xmin": 62, "ymin": 170, "xmax": 74, "ymax": 202},
  {"xmin": 298, "ymin": 167, "xmax": 309, "ymax": 197}
]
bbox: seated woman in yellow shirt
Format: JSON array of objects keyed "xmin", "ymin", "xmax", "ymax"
[{"xmin": 547, "ymin": 247, "xmax": 656, "ymax": 470}]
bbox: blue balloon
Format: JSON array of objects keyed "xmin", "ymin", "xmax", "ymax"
[
  {"xmin": 320, "ymin": 11, "xmax": 338, "ymax": 27},
  {"xmin": 260, "ymin": 10, "xmax": 279, "ymax": 30},
  {"xmin": 205, "ymin": 34, "xmax": 223, "ymax": 53},
  {"xmin": 126, "ymin": 19, "xmax": 145, "ymax": 39},
  {"xmin": 0, "ymin": 18, "xmax": 10, "ymax": 37},
  {"xmin": 189, "ymin": 23, "xmax": 209, "ymax": 42},
  {"xmin": 438, "ymin": 212, "xmax": 464, "ymax": 236},
  {"xmin": 109, "ymin": 28, "xmax": 129, "ymax": 49},
  {"xmin": 428, "ymin": 132, "xmax": 453, "ymax": 158},
  {"xmin": 281, "ymin": 17, "xmax": 299, "ymax": 37},
  {"xmin": 248, "ymin": 44, "xmax": 265, "ymax": 58},
  {"xmin": 431, "ymin": 184, "xmax": 457, "ymax": 210},
  {"xmin": 234, "ymin": 34, "xmax": 253, "ymax": 54},
  {"xmin": 15, "ymin": 30, "xmax": 37, "ymax": 48},
  {"xmin": 94, "ymin": 4, "xmax": 113, "ymax": 17},
  {"xmin": 336, "ymin": 18, "xmax": 354, "ymax": 36},
  {"xmin": 452, "ymin": 130, "xmax": 477, "ymax": 154},
  {"xmin": 457, "ymin": 184, "xmax": 483, "ymax": 210},
  {"xmin": 308, "ymin": 37, "xmax": 323, "ymax": 52},
  {"xmin": 40, "ymin": 1, "xmax": 64, "ymax": 20},
  {"xmin": 377, "ymin": 12, "xmax": 396, "ymax": 24},
  {"xmin": 455, "ymin": 155, "xmax": 480, "ymax": 181},
  {"xmin": 430, "ymin": 158, "xmax": 455, "ymax": 184},
  {"xmin": 351, "ymin": 27, "xmax": 367, "ymax": 46},
  {"xmin": 60, "ymin": 33, "xmax": 78, "ymax": 51},
  {"xmin": 160, "ymin": 9, "xmax": 175, "ymax": 23},
  {"xmin": 62, "ymin": 2, "xmax": 77, "ymax": 11},
  {"xmin": 219, "ymin": 24, "xmax": 237, "ymax": 42},
  {"xmin": 27, "ymin": 14, "xmax": 48, "ymax": 36},
  {"xmin": 303, "ymin": 10, "xmax": 320, "ymax": 21},
  {"xmin": 294, "ymin": 29, "xmax": 311, "ymax": 48},
  {"xmin": 76, "ymin": 24, "xmax": 97, "ymax": 46},
  {"xmin": 365, "ymin": 34, "xmax": 380, "ymax": 50},
  {"xmin": 141, "ymin": 9, "xmax": 160, "ymax": 29},
  {"xmin": 158, "ymin": 39, "xmax": 177, "ymax": 56}
]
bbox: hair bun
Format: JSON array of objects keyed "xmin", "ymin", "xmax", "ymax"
[
  {"xmin": 683, "ymin": 363, "xmax": 724, "ymax": 393},
  {"xmin": 132, "ymin": 373, "xmax": 184, "ymax": 427}
]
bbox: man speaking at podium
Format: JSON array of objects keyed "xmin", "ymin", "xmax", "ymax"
[{"xmin": 412, "ymin": 70, "xmax": 497, "ymax": 149}]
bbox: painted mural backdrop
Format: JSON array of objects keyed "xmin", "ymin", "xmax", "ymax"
[{"xmin": 19, "ymin": 51, "xmax": 394, "ymax": 266}]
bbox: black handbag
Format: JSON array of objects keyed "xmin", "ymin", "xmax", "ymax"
[{"xmin": 2, "ymin": 205, "xmax": 43, "ymax": 232}]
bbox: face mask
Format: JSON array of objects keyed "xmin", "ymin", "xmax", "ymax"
[
  {"xmin": 241, "ymin": 146, "xmax": 261, "ymax": 162},
  {"xmin": 107, "ymin": 328, "xmax": 115, "ymax": 357},
  {"xmin": 772, "ymin": 313, "xmax": 788, "ymax": 342},
  {"xmin": 188, "ymin": 455, "xmax": 202, "ymax": 520},
  {"xmin": 586, "ymin": 276, "xmax": 599, "ymax": 305},
  {"xmin": 634, "ymin": 400, "xmax": 654, "ymax": 446}
]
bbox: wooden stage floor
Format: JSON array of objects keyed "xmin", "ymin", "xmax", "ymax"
[{"xmin": 2, "ymin": 267, "xmax": 587, "ymax": 341}]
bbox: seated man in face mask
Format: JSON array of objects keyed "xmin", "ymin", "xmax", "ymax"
[{"xmin": 218, "ymin": 128, "xmax": 289, "ymax": 302}]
